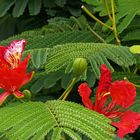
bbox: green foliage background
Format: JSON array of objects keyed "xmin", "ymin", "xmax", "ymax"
[{"xmin": 0, "ymin": 0, "xmax": 140, "ymax": 140}]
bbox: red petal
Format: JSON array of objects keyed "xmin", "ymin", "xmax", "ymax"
[
  {"xmin": 0, "ymin": 47, "xmax": 8, "ymax": 68},
  {"xmin": 78, "ymin": 83, "xmax": 94, "ymax": 109},
  {"xmin": 0, "ymin": 92, "xmax": 10, "ymax": 105},
  {"xmin": 94, "ymin": 64, "xmax": 112, "ymax": 111},
  {"xmin": 111, "ymin": 110, "xmax": 140, "ymax": 138},
  {"xmin": 121, "ymin": 110, "xmax": 140, "ymax": 122},
  {"xmin": 82, "ymin": 97, "xmax": 94, "ymax": 110},
  {"xmin": 13, "ymin": 91, "xmax": 24, "ymax": 98},
  {"xmin": 0, "ymin": 54, "xmax": 31, "ymax": 91},
  {"xmin": 9, "ymin": 39, "xmax": 26, "ymax": 49},
  {"xmin": 4, "ymin": 39, "xmax": 26, "ymax": 68},
  {"xmin": 20, "ymin": 71, "xmax": 34, "ymax": 87},
  {"xmin": 78, "ymin": 83, "xmax": 92, "ymax": 98},
  {"xmin": 96, "ymin": 64, "xmax": 112, "ymax": 95},
  {"xmin": 109, "ymin": 81, "xmax": 136, "ymax": 108}
]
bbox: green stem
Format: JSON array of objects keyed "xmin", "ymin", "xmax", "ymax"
[
  {"xmin": 70, "ymin": 16, "xmax": 84, "ymax": 30},
  {"xmin": 126, "ymin": 67, "xmax": 131, "ymax": 73},
  {"xmin": 86, "ymin": 24, "xmax": 106, "ymax": 43},
  {"xmin": 110, "ymin": 0, "xmax": 121, "ymax": 45},
  {"xmin": 134, "ymin": 84, "xmax": 140, "ymax": 88},
  {"xmin": 124, "ymin": 77, "xmax": 139, "ymax": 88},
  {"xmin": 19, "ymin": 99, "xmax": 25, "ymax": 103},
  {"xmin": 58, "ymin": 78, "xmax": 77, "ymax": 100},
  {"xmin": 104, "ymin": 0, "xmax": 113, "ymax": 21},
  {"xmin": 81, "ymin": 5, "xmax": 113, "ymax": 30},
  {"xmin": 133, "ymin": 66, "xmax": 138, "ymax": 74}
]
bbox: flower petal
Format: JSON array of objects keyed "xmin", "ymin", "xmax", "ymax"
[
  {"xmin": 13, "ymin": 91, "xmax": 24, "ymax": 98},
  {"xmin": 96, "ymin": 64, "xmax": 112, "ymax": 95},
  {"xmin": 112, "ymin": 110, "xmax": 140, "ymax": 138},
  {"xmin": 78, "ymin": 83, "xmax": 92, "ymax": 98},
  {"xmin": 94, "ymin": 64, "xmax": 112, "ymax": 111},
  {"xmin": 82, "ymin": 97, "xmax": 94, "ymax": 110},
  {"xmin": 78, "ymin": 83, "xmax": 94, "ymax": 109},
  {"xmin": 0, "ymin": 47, "xmax": 8, "ymax": 68},
  {"xmin": 4, "ymin": 39, "xmax": 26, "ymax": 68},
  {"xmin": 109, "ymin": 80, "xmax": 136, "ymax": 108},
  {"xmin": 0, "ymin": 92, "xmax": 10, "ymax": 105},
  {"xmin": 20, "ymin": 71, "xmax": 34, "ymax": 87},
  {"xmin": 0, "ymin": 54, "xmax": 32, "ymax": 91}
]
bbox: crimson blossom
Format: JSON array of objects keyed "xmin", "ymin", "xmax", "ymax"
[
  {"xmin": 78, "ymin": 64, "xmax": 140, "ymax": 138},
  {"xmin": 0, "ymin": 40, "xmax": 33, "ymax": 105}
]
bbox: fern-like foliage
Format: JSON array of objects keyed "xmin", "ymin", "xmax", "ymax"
[
  {"xmin": 122, "ymin": 16, "xmax": 140, "ymax": 42},
  {"xmin": 43, "ymin": 15, "xmax": 91, "ymax": 33},
  {"xmin": 0, "ymin": 31, "xmax": 97, "ymax": 49},
  {"xmin": 0, "ymin": 101, "xmax": 115, "ymax": 140},
  {"xmin": 45, "ymin": 43, "xmax": 135, "ymax": 78},
  {"xmin": 0, "ymin": 0, "xmax": 67, "ymax": 17},
  {"xmin": 23, "ymin": 43, "xmax": 136, "ymax": 91},
  {"xmin": 112, "ymin": 72, "xmax": 140, "ymax": 85},
  {"xmin": 0, "ymin": 0, "xmax": 38, "ymax": 17}
]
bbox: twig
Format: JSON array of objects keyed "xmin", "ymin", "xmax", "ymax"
[
  {"xmin": 58, "ymin": 78, "xmax": 76, "ymax": 100},
  {"xmin": 87, "ymin": 24, "xmax": 106, "ymax": 43},
  {"xmin": 104, "ymin": 0, "xmax": 113, "ymax": 21},
  {"xmin": 81, "ymin": 5, "xmax": 113, "ymax": 30},
  {"xmin": 110, "ymin": 0, "xmax": 121, "ymax": 45}
]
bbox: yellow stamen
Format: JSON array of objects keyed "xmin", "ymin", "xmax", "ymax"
[{"xmin": 103, "ymin": 92, "xmax": 111, "ymax": 97}]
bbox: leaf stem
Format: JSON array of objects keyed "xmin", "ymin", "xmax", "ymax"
[
  {"xmin": 86, "ymin": 24, "xmax": 106, "ymax": 43},
  {"xmin": 104, "ymin": 0, "xmax": 113, "ymax": 21},
  {"xmin": 58, "ymin": 77, "xmax": 77, "ymax": 100},
  {"xmin": 134, "ymin": 84, "xmax": 140, "ymax": 88},
  {"xmin": 124, "ymin": 77, "xmax": 139, "ymax": 88},
  {"xmin": 110, "ymin": 0, "xmax": 121, "ymax": 45},
  {"xmin": 133, "ymin": 66, "xmax": 138, "ymax": 74},
  {"xmin": 81, "ymin": 5, "xmax": 113, "ymax": 30}
]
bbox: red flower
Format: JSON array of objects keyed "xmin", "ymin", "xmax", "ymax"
[
  {"xmin": 78, "ymin": 64, "xmax": 138, "ymax": 138},
  {"xmin": 112, "ymin": 111, "xmax": 140, "ymax": 138},
  {"xmin": 0, "ymin": 40, "xmax": 33, "ymax": 105},
  {"xmin": 78, "ymin": 64, "xmax": 136, "ymax": 119}
]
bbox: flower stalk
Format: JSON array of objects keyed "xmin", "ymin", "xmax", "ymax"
[
  {"xmin": 59, "ymin": 58, "xmax": 88, "ymax": 100},
  {"xmin": 58, "ymin": 77, "xmax": 77, "ymax": 100}
]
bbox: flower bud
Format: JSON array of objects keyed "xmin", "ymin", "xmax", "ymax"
[
  {"xmin": 73, "ymin": 58, "xmax": 87, "ymax": 77},
  {"xmin": 22, "ymin": 90, "xmax": 31, "ymax": 99},
  {"xmin": 130, "ymin": 45, "xmax": 140, "ymax": 54}
]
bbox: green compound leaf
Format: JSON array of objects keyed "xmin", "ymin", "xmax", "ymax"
[
  {"xmin": 0, "ymin": 101, "xmax": 115, "ymax": 140},
  {"xmin": 45, "ymin": 43, "xmax": 135, "ymax": 78}
]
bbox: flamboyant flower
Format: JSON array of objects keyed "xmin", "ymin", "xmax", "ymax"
[
  {"xmin": 112, "ymin": 111, "xmax": 140, "ymax": 138},
  {"xmin": 78, "ymin": 64, "xmax": 139, "ymax": 138},
  {"xmin": 78, "ymin": 64, "xmax": 136, "ymax": 119},
  {"xmin": 0, "ymin": 40, "xmax": 33, "ymax": 105}
]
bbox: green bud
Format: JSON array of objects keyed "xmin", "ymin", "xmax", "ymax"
[
  {"xmin": 22, "ymin": 90, "xmax": 31, "ymax": 99},
  {"xmin": 130, "ymin": 45, "xmax": 140, "ymax": 54},
  {"xmin": 73, "ymin": 58, "xmax": 88, "ymax": 77}
]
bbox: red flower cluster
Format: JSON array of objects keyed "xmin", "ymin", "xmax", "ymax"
[
  {"xmin": 0, "ymin": 40, "xmax": 33, "ymax": 105},
  {"xmin": 78, "ymin": 64, "xmax": 140, "ymax": 138}
]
